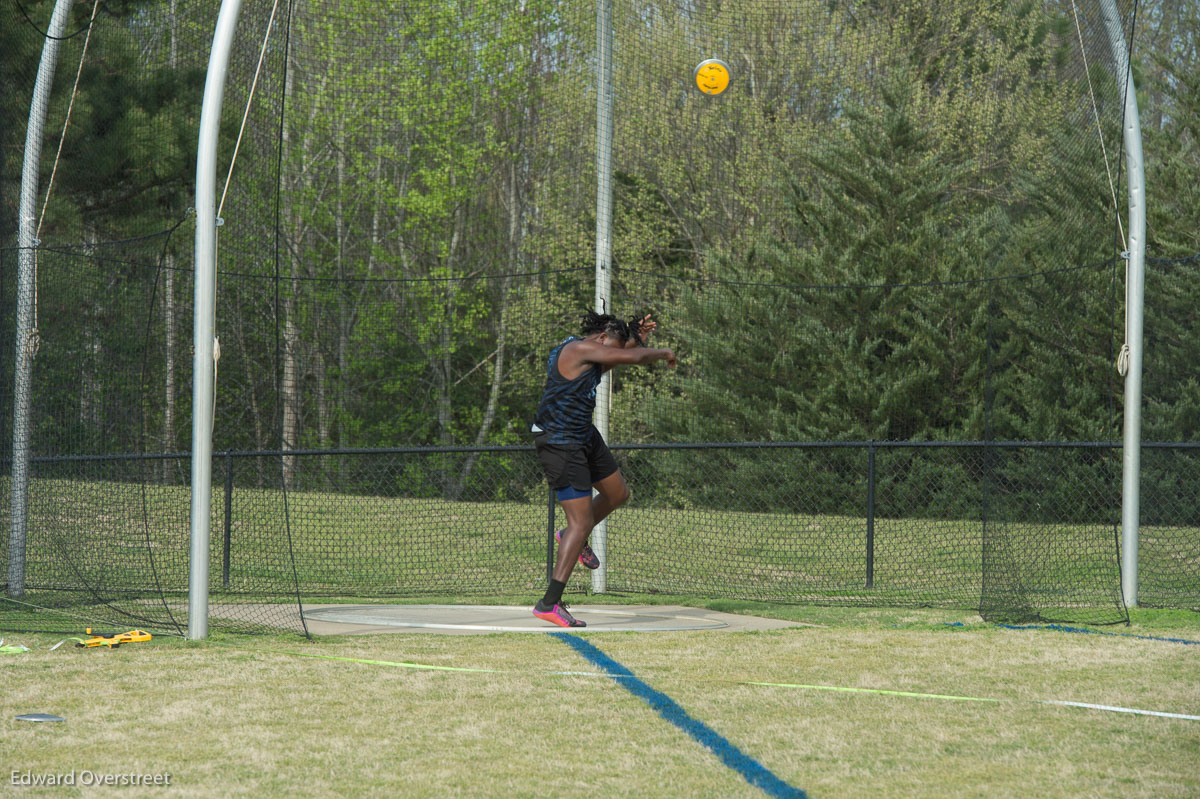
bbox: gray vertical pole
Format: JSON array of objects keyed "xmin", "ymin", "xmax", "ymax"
[
  {"xmin": 9, "ymin": 0, "xmax": 75, "ymax": 599},
  {"xmin": 591, "ymin": 0, "xmax": 614, "ymax": 595},
  {"xmin": 189, "ymin": 0, "xmax": 245, "ymax": 640},
  {"xmin": 1100, "ymin": 0, "xmax": 1146, "ymax": 608},
  {"xmin": 546, "ymin": 486, "xmax": 556, "ymax": 582}
]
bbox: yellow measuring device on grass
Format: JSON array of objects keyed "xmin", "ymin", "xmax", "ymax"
[{"xmin": 75, "ymin": 629, "xmax": 152, "ymax": 649}]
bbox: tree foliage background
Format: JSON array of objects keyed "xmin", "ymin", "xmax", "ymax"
[{"xmin": 1, "ymin": 0, "xmax": 1196, "ymax": 513}]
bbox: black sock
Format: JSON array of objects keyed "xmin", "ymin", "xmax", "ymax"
[{"xmin": 541, "ymin": 579, "xmax": 566, "ymax": 607}]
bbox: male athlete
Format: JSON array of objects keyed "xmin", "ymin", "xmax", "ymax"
[{"xmin": 530, "ymin": 311, "xmax": 677, "ymax": 627}]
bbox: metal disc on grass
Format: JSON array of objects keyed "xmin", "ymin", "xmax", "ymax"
[{"xmin": 15, "ymin": 714, "xmax": 66, "ymax": 723}]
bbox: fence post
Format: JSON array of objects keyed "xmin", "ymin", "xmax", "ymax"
[
  {"xmin": 1100, "ymin": 0, "xmax": 1145, "ymax": 609},
  {"xmin": 866, "ymin": 443, "xmax": 876, "ymax": 589},
  {"xmin": 546, "ymin": 486, "xmax": 557, "ymax": 582},
  {"xmin": 222, "ymin": 452, "xmax": 232, "ymax": 589},
  {"xmin": 591, "ymin": 0, "xmax": 615, "ymax": 596},
  {"xmin": 189, "ymin": 0, "xmax": 246, "ymax": 640},
  {"xmin": 9, "ymin": 0, "xmax": 76, "ymax": 600}
]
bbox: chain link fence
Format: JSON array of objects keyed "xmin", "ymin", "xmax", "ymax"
[{"xmin": 9, "ymin": 435, "xmax": 1192, "ymax": 634}]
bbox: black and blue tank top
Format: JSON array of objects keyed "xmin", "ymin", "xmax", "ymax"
[{"xmin": 532, "ymin": 336, "xmax": 602, "ymax": 444}]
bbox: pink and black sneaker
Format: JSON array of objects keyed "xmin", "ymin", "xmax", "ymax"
[
  {"xmin": 532, "ymin": 599, "xmax": 586, "ymax": 628},
  {"xmin": 555, "ymin": 528, "xmax": 601, "ymax": 570}
]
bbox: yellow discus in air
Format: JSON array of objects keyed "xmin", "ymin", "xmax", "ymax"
[{"xmin": 694, "ymin": 58, "xmax": 731, "ymax": 95}]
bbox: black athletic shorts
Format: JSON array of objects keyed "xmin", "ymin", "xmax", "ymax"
[{"xmin": 534, "ymin": 425, "xmax": 619, "ymax": 494}]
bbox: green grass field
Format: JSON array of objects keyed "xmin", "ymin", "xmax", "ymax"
[
  {"xmin": 2, "ymin": 606, "xmax": 1198, "ymax": 798},
  {"xmin": 3, "ymin": 478, "xmax": 1198, "ymax": 795}
]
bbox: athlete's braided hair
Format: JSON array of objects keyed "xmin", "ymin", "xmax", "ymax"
[{"xmin": 580, "ymin": 310, "xmax": 644, "ymax": 346}]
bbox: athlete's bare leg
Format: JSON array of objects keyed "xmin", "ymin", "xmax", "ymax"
[
  {"xmin": 552, "ymin": 471, "xmax": 630, "ymax": 582},
  {"xmin": 589, "ymin": 469, "xmax": 630, "ymax": 527},
  {"xmin": 553, "ymin": 495, "xmax": 594, "ymax": 583}
]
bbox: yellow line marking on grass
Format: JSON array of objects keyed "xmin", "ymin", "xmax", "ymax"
[
  {"xmin": 264, "ymin": 649, "xmax": 500, "ymax": 673},
  {"xmin": 218, "ymin": 643, "xmax": 609, "ymax": 677},
  {"xmin": 207, "ymin": 641, "xmax": 1200, "ymax": 722}
]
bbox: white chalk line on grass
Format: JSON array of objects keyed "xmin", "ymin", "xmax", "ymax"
[
  {"xmin": 745, "ymin": 681, "xmax": 1200, "ymax": 722},
  {"xmin": 9, "ymin": 629, "xmax": 1197, "ymax": 724},
  {"xmin": 17, "ymin": 627, "xmax": 1193, "ymax": 723},
  {"xmin": 1040, "ymin": 700, "xmax": 1200, "ymax": 722},
  {"xmin": 224, "ymin": 642, "xmax": 1200, "ymax": 723},
  {"xmin": 15, "ymin": 633, "xmax": 1198, "ymax": 723}
]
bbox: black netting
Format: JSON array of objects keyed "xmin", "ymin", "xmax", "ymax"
[
  {"xmin": 8, "ymin": 0, "xmax": 1196, "ymax": 637},
  {"xmin": 1140, "ymin": 254, "xmax": 1200, "ymax": 611},
  {"xmin": 0, "ymin": 235, "xmax": 203, "ymax": 634},
  {"xmin": 0, "ymin": 0, "xmax": 230, "ymax": 633},
  {"xmin": 1139, "ymin": 444, "xmax": 1200, "ymax": 612}
]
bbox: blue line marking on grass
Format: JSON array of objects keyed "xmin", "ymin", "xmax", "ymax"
[
  {"xmin": 553, "ymin": 633, "xmax": 807, "ymax": 799},
  {"xmin": 997, "ymin": 623, "xmax": 1200, "ymax": 646}
]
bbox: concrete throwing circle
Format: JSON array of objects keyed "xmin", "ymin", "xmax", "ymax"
[{"xmin": 301, "ymin": 604, "xmax": 728, "ymax": 633}]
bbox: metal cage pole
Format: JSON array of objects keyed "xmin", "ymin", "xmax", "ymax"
[
  {"xmin": 1100, "ymin": 0, "xmax": 1146, "ymax": 608},
  {"xmin": 189, "ymin": 0, "xmax": 245, "ymax": 640},
  {"xmin": 9, "ymin": 0, "xmax": 75, "ymax": 599},
  {"xmin": 591, "ymin": 0, "xmax": 615, "ymax": 594}
]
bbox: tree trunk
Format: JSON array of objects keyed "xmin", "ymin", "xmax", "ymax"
[
  {"xmin": 451, "ymin": 160, "xmax": 520, "ymax": 499},
  {"xmin": 232, "ymin": 312, "xmax": 266, "ymax": 486},
  {"xmin": 433, "ymin": 172, "xmax": 468, "ymax": 495},
  {"xmin": 162, "ymin": 0, "xmax": 179, "ymax": 483},
  {"xmin": 282, "ymin": 308, "xmax": 300, "ymax": 486},
  {"xmin": 278, "ymin": 45, "xmax": 325, "ymax": 488},
  {"xmin": 163, "ymin": 252, "xmax": 177, "ymax": 481},
  {"xmin": 80, "ymin": 223, "xmax": 101, "ymax": 443}
]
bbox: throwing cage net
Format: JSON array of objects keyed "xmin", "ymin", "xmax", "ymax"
[{"xmin": 2, "ymin": 0, "xmax": 1168, "ymax": 635}]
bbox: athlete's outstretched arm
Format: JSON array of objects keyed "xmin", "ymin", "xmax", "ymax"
[
  {"xmin": 600, "ymin": 314, "xmax": 673, "ymax": 372},
  {"xmin": 576, "ymin": 340, "xmax": 676, "ymax": 370}
]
